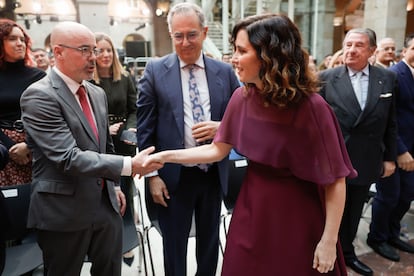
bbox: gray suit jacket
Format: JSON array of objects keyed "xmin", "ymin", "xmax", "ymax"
[
  {"xmin": 20, "ymin": 70, "xmax": 124, "ymax": 231},
  {"xmin": 319, "ymin": 65, "xmax": 397, "ymax": 185}
]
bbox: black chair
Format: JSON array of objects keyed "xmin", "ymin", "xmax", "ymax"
[
  {"xmin": 143, "ymin": 179, "xmax": 196, "ymax": 276},
  {"xmin": 219, "ymin": 151, "xmax": 248, "ymax": 254},
  {"xmin": 362, "ymin": 183, "xmax": 377, "ymax": 219},
  {"xmin": 121, "ymin": 191, "xmax": 148, "ymax": 275},
  {"xmin": 1, "ymin": 183, "xmax": 43, "ymax": 276}
]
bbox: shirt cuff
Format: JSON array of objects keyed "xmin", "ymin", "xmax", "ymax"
[
  {"xmin": 145, "ymin": 170, "xmax": 159, "ymax": 177},
  {"xmin": 122, "ymin": 156, "xmax": 132, "ymax": 176}
]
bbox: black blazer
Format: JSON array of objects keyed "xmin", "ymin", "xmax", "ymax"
[{"xmin": 319, "ymin": 65, "xmax": 398, "ymax": 185}]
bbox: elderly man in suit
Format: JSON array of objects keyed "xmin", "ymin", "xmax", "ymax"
[
  {"xmin": 20, "ymin": 22, "xmax": 159, "ymax": 276},
  {"xmin": 368, "ymin": 33, "xmax": 414, "ymax": 261},
  {"xmin": 319, "ymin": 28, "xmax": 398, "ymax": 276},
  {"xmin": 137, "ymin": 3, "xmax": 239, "ymax": 275}
]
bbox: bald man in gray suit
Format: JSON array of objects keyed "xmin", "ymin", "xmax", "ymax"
[{"xmin": 20, "ymin": 22, "xmax": 160, "ymax": 276}]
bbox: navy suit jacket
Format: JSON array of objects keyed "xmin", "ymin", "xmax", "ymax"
[
  {"xmin": 390, "ymin": 61, "xmax": 414, "ymax": 155},
  {"xmin": 137, "ymin": 53, "xmax": 240, "ymax": 194},
  {"xmin": 319, "ymin": 65, "xmax": 398, "ymax": 185}
]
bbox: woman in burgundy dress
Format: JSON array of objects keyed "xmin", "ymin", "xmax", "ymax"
[{"xmin": 144, "ymin": 14, "xmax": 356, "ymax": 275}]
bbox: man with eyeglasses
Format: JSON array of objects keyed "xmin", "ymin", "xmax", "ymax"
[
  {"xmin": 20, "ymin": 21, "xmax": 160, "ymax": 276},
  {"xmin": 375, "ymin": 37, "xmax": 396, "ymax": 68},
  {"xmin": 137, "ymin": 2, "xmax": 239, "ymax": 275}
]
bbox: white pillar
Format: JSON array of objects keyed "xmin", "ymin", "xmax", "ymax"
[
  {"xmin": 222, "ymin": 0, "xmax": 229, "ymax": 53},
  {"xmin": 288, "ymin": 0, "xmax": 294, "ymax": 21},
  {"xmin": 363, "ymin": 0, "xmax": 407, "ymax": 50},
  {"xmin": 312, "ymin": 0, "xmax": 319, "ymax": 57},
  {"xmin": 256, "ymin": 0, "xmax": 263, "ymax": 14}
]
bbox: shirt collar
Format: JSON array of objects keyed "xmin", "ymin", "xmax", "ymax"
[
  {"xmin": 53, "ymin": 67, "xmax": 87, "ymax": 95},
  {"xmin": 402, "ymin": 59, "xmax": 414, "ymax": 76},
  {"xmin": 347, "ymin": 64, "xmax": 370, "ymax": 77},
  {"xmin": 179, "ymin": 52, "xmax": 205, "ymax": 69}
]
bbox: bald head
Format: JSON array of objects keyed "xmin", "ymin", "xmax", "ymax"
[
  {"xmin": 51, "ymin": 21, "xmax": 97, "ymax": 83},
  {"xmin": 51, "ymin": 21, "xmax": 94, "ymax": 47}
]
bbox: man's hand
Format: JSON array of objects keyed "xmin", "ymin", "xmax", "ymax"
[
  {"xmin": 192, "ymin": 121, "xmax": 220, "ymax": 143},
  {"xmin": 9, "ymin": 142, "xmax": 31, "ymax": 165},
  {"xmin": 149, "ymin": 176, "xmax": 170, "ymax": 207},
  {"xmin": 132, "ymin": 146, "xmax": 162, "ymax": 177},
  {"xmin": 381, "ymin": 161, "xmax": 396, "ymax": 178},
  {"xmin": 115, "ymin": 189, "xmax": 126, "ymax": 216},
  {"xmin": 397, "ymin": 152, "xmax": 414, "ymax": 171}
]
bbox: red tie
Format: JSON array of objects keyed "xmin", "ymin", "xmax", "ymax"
[{"xmin": 77, "ymin": 85, "xmax": 99, "ymax": 140}]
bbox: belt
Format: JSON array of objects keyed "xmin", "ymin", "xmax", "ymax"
[
  {"xmin": 108, "ymin": 114, "xmax": 126, "ymax": 124},
  {"xmin": 0, "ymin": 120, "xmax": 24, "ymax": 132}
]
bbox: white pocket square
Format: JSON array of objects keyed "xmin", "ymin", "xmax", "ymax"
[{"xmin": 379, "ymin": 93, "xmax": 392, "ymax": 98}]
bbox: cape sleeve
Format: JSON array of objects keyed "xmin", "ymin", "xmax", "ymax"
[{"xmin": 215, "ymin": 89, "xmax": 357, "ymax": 186}]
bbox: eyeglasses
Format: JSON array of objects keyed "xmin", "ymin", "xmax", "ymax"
[
  {"xmin": 58, "ymin": 44, "xmax": 101, "ymax": 57},
  {"xmin": 171, "ymin": 31, "xmax": 201, "ymax": 43}
]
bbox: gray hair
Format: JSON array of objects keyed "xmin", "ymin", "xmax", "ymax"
[
  {"xmin": 167, "ymin": 2, "xmax": 205, "ymax": 32},
  {"xmin": 344, "ymin": 28, "xmax": 377, "ymax": 48}
]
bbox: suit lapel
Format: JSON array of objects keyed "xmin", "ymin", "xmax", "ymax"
[
  {"xmin": 85, "ymin": 83, "xmax": 105, "ymax": 150},
  {"xmin": 163, "ymin": 55, "xmax": 185, "ymax": 141},
  {"xmin": 355, "ymin": 66, "xmax": 384, "ymax": 125},
  {"xmin": 332, "ymin": 67, "xmax": 361, "ymax": 117},
  {"xmin": 204, "ymin": 57, "xmax": 223, "ymax": 121},
  {"xmin": 50, "ymin": 71, "xmax": 100, "ymax": 148}
]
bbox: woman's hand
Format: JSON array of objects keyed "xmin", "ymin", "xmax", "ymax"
[
  {"xmin": 109, "ymin": 122, "xmax": 123, "ymax": 136},
  {"xmin": 9, "ymin": 142, "xmax": 31, "ymax": 165},
  {"xmin": 313, "ymin": 239, "xmax": 337, "ymax": 273}
]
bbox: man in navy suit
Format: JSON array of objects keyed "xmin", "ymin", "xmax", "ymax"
[
  {"xmin": 368, "ymin": 33, "xmax": 414, "ymax": 260},
  {"xmin": 319, "ymin": 28, "xmax": 398, "ymax": 276},
  {"xmin": 137, "ymin": 3, "xmax": 239, "ymax": 275}
]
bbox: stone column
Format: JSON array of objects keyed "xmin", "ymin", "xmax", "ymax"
[
  {"xmin": 300, "ymin": 0, "xmax": 335, "ymax": 64},
  {"xmin": 364, "ymin": 0, "xmax": 407, "ymax": 50},
  {"xmin": 76, "ymin": 0, "xmax": 110, "ymax": 34}
]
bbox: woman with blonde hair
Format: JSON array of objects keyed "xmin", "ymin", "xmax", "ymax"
[{"xmin": 92, "ymin": 32, "xmax": 138, "ymax": 265}]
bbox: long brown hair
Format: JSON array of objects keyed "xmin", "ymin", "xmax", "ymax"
[
  {"xmin": 232, "ymin": 14, "xmax": 319, "ymax": 108},
  {"xmin": 0, "ymin": 18, "xmax": 34, "ymax": 69}
]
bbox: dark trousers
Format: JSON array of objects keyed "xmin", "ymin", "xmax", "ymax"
[
  {"xmin": 369, "ymin": 169, "xmax": 414, "ymax": 242},
  {"xmin": 340, "ymin": 183, "xmax": 371, "ymax": 260},
  {"xmin": 159, "ymin": 165, "xmax": 222, "ymax": 276},
  {"xmin": 38, "ymin": 192, "xmax": 123, "ymax": 276}
]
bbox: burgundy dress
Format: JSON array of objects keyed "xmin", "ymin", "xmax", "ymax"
[{"xmin": 215, "ymin": 87, "xmax": 357, "ymax": 275}]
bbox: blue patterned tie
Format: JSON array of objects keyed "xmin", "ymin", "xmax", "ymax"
[
  {"xmin": 188, "ymin": 64, "xmax": 205, "ymax": 123},
  {"xmin": 187, "ymin": 64, "xmax": 209, "ymax": 171}
]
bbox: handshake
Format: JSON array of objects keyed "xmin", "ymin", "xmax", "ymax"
[{"xmin": 131, "ymin": 146, "xmax": 164, "ymax": 177}]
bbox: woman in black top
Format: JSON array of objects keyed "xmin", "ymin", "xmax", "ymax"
[{"xmin": 0, "ymin": 19, "xmax": 46, "ymax": 186}]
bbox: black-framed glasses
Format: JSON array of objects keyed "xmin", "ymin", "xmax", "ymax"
[
  {"xmin": 58, "ymin": 44, "xmax": 101, "ymax": 57},
  {"xmin": 171, "ymin": 31, "xmax": 201, "ymax": 43}
]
